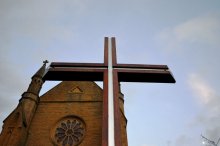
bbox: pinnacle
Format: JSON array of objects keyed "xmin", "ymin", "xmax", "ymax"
[{"xmin": 32, "ymin": 60, "xmax": 49, "ymax": 79}]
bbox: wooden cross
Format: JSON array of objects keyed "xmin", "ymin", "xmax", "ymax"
[{"xmin": 43, "ymin": 37, "xmax": 175, "ymax": 146}]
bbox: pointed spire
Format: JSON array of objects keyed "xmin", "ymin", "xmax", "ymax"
[{"xmin": 32, "ymin": 60, "xmax": 49, "ymax": 79}]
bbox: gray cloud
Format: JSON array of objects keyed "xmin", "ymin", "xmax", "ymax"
[
  {"xmin": 156, "ymin": 13, "xmax": 220, "ymax": 51},
  {"xmin": 155, "ymin": 14, "xmax": 220, "ymax": 145},
  {"xmin": 187, "ymin": 73, "xmax": 220, "ymax": 141}
]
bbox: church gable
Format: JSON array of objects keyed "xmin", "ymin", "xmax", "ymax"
[
  {"xmin": 26, "ymin": 81, "xmax": 104, "ymax": 146},
  {"xmin": 40, "ymin": 81, "xmax": 103, "ymax": 102}
]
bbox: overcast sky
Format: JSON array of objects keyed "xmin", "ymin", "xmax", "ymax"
[{"xmin": 0, "ymin": 0, "xmax": 220, "ymax": 146}]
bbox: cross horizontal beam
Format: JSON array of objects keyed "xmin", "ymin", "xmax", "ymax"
[
  {"xmin": 49, "ymin": 62, "xmax": 169, "ymax": 69},
  {"xmin": 43, "ymin": 62, "xmax": 175, "ymax": 83}
]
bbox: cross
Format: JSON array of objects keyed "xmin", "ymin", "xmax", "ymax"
[
  {"xmin": 43, "ymin": 60, "xmax": 49, "ymax": 65},
  {"xmin": 43, "ymin": 37, "xmax": 175, "ymax": 146}
]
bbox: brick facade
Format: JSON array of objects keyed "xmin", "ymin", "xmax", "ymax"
[{"xmin": 0, "ymin": 81, "xmax": 128, "ymax": 146}]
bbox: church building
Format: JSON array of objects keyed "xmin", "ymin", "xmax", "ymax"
[{"xmin": 0, "ymin": 63, "xmax": 128, "ymax": 146}]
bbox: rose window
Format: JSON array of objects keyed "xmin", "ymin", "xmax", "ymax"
[{"xmin": 53, "ymin": 118, "xmax": 85, "ymax": 146}]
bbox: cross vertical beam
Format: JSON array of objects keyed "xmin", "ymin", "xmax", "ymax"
[
  {"xmin": 107, "ymin": 37, "xmax": 115, "ymax": 146},
  {"xmin": 106, "ymin": 37, "xmax": 122, "ymax": 146}
]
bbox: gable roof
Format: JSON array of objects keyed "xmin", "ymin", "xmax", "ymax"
[{"xmin": 40, "ymin": 81, "xmax": 103, "ymax": 102}]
